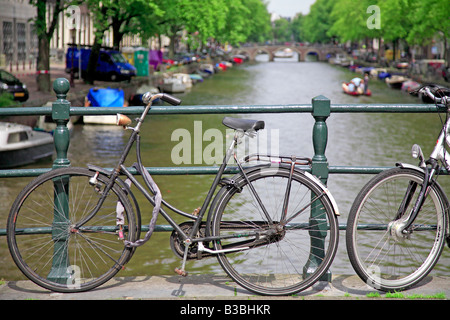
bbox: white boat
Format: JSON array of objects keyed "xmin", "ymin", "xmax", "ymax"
[
  {"xmin": 173, "ymin": 73, "xmax": 193, "ymax": 89},
  {"xmin": 329, "ymin": 53, "xmax": 351, "ymax": 66},
  {"xmin": 274, "ymin": 48, "xmax": 294, "ymax": 58},
  {"xmin": 0, "ymin": 122, "xmax": 54, "ymax": 168},
  {"xmin": 159, "ymin": 76, "xmax": 186, "ymax": 93},
  {"xmin": 199, "ymin": 63, "xmax": 214, "ymax": 74},
  {"xmin": 386, "ymin": 75, "xmax": 411, "ymax": 89}
]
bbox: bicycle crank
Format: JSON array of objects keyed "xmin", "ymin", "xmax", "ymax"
[{"xmin": 170, "ymin": 221, "xmax": 210, "ymax": 260}]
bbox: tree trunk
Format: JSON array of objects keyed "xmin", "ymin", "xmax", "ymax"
[
  {"xmin": 36, "ymin": 37, "xmax": 51, "ymax": 92},
  {"xmin": 85, "ymin": 37, "xmax": 102, "ymax": 85},
  {"xmin": 112, "ymin": 20, "xmax": 123, "ymax": 50}
]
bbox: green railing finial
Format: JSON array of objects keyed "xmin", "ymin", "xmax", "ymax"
[
  {"xmin": 53, "ymin": 77, "xmax": 71, "ymax": 100},
  {"xmin": 52, "ymin": 78, "xmax": 71, "ymax": 169}
]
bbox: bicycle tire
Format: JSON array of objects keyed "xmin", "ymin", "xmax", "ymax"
[
  {"xmin": 208, "ymin": 165, "xmax": 339, "ymax": 295},
  {"xmin": 7, "ymin": 167, "xmax": 137, "ymax": 293},
  {"xmin": 347, "ymin": 167, "xmax": 447, "ymax": 292}
]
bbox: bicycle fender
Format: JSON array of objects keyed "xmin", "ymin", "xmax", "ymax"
[
  {"xmin": 236, "ymin": 164, "xmax": 340, "ymax": 216},
  {"xmin": 222, "ymin": 164, "xmax": 340, "ymax": 217},
  {"xmin": 303, "ymin": 171, "xmax": 340, "ymax": 216},
  {"xmin": 396, "ymin": 162, "xmax": 425, "ymax": 173}
]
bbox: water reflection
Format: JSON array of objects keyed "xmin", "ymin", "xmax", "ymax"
[{"xmin": 69, "ymin": 125, "xmax": 126, "ymax": 167}]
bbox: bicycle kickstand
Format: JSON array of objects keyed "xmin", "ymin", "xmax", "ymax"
[{"xmin": 175, "ymin": 239, "xmax": 191, "ymax": 277}]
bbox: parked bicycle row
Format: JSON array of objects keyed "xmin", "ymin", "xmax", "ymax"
[{"xmin": 5, "ymin": 84, "xmax": 449, "ymax": 295}]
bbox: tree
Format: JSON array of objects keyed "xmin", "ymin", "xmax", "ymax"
[
  {"xmin": 31, "ymin": 0, "xmax": 69, "ymax": 92},
  {"xmin": 301, "ymin": 0, "xmax": 335, "ymax": 43},
  {"xmin": 84, "ymin": 0, "xmax": 161, "ymax": 84},
  {"xmin": 328, "ymin": 0, "xmax": 374, "ymax": 43},
  {"xmin": 377, "ymin": 0, "xmax": 418, "ymax": 60},
  {"xmin": 242, "ymin": 0, "xmax": 272, "ymax": 43},
  {"xmin": 291, "ymin": 13, "xmax": 305, "ymax": 43},
  {"xmin": 407, "ymin": 0, "xmax": 450, "ymax": 63},
  {"xmin": 273, "ymin": 18, "xmax": 291, "ymax": 43}
]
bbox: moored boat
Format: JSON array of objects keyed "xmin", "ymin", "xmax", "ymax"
[
  {"xmin": 401, "ymin": 80, "xmax": 421, "ymax": 94},
  {"xmin": 274, "ymin": 48, "xmax": 294, "ymax": 58},
  {"xmin": 386, "ymin": 75, "xmax": 411, "ymax": 89},
  {"xmin": 342, "ymin": 82, "xmax": 372, "ymax": 96},
  {"xmin": 159, "ymin": 76, "xmax": 186, "ymax": 93},
  {"xmin": 0, "ymin": 122, "xmax": 53, "ymax": 168},
  {"xmin": 173, "ymin": 73, "xmax": 193, "ymax": 89},
  {"xmin": 83, "ymin": 87, "xmax": 127, "ymax": 125},
  {"xmin": 199, "ymin": 63, "xmax": 214, "ymax": 74}
]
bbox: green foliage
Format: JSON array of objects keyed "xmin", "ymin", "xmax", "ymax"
[
  {"xmin": 84, "ymin": 0, "xmax": 273, "ymax": 50},
  {"xmin": 0, "ymin": 92, "xmax": 17, "ymax": 108},
  {"xmin": 407, "ymin": 0, "xmax": 450, "ymax": 45},
  {"xmin": 301, "ymin": 0, "xmax": 335, "ymax": 43},
  {"xmin": 325, "ymin": 0, "xmax": 448, "ymax": 47},
  {"xmin": 273, "ymin": 18, "xmax": 292, "ymax": 43}
]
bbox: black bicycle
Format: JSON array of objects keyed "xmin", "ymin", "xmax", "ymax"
[{"xmin": 7, "ymin": 92, "xmax": 339, "ymax": 295}]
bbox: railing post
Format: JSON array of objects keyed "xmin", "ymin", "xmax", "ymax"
[
  {"xmin": 304, "ymin": 95, "xmax": 332, "ymax": 282},
  {"xmin": 51, "ymin": 78, "xmax": 71, "ymax": 169},
  {"xmin": 47, "ymin": 78, "xmax": 71, "ymax": 284}
]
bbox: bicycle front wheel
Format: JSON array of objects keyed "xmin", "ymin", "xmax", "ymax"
[
  {"xmin": 347, "ymin": 167, "xmax": 447, "ymax": 292},
  {"xmin": 7, "ymin": 167, "xmax": 137, "ymax": 293},
  {"xmin": 209, "ymin": 166, "xmax": 339, "ymax": 295}
]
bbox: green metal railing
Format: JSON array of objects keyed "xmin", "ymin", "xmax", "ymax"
[
  {"xmin": 0, "ymin": 78, "xmax": 443, "ymax": 283},
  {"xmin": 0, "ymin": 77, "xmax": 442, "ymax": 235}
]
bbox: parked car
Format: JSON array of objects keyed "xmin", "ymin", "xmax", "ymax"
[
  {"xmin": 66, "ymin": 47, "xmax": 136, "ymax": 81},
  {"xmin": 0, "ymin": 69, "xmax": 29, "ymax": 102}
]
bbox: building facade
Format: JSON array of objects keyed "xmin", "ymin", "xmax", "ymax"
[{"xmin": 0, "ymin": 0, "xmax": 94, "ymax": 70}]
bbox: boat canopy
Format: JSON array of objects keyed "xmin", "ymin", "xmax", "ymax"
[{"xmin": 87, "ymin": 88, "xmax": 124, "ymax": 107}]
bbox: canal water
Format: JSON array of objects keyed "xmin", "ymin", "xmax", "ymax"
[{"xmin": 1, "ymin": 53, "xmax": 448, "ymax": 280}]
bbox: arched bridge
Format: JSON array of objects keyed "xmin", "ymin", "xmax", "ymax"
[{"xmin": 233, "ymin": 45, "xmax": 345, "ymax": 62}]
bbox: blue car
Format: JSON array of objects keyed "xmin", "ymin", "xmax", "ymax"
[{"xmin": 66, "ymin": 47, "xmax": 136, "ymax": 81}]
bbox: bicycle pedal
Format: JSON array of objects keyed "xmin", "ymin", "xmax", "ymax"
[{"xmin": 174, "ymin": 267, "xmax": 188, "ymax": 277}]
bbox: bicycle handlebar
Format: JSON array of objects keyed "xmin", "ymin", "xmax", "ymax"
[
  {"xmin": 142, "ymin": 92, "xmax": 182, "ymax": 106},
  {"xmin": 419, "ymin": 87, "xmax": 450, "ymax": 106}
]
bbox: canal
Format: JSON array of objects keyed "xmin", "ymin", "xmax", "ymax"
[{"xmin": 1, "ymin": 53, "xmax": 449, "ymax": 280}]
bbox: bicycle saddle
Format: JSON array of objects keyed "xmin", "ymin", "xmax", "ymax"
[{"xmin": 222, "ymin": 117, "xmax": 265, "ymax": 132}]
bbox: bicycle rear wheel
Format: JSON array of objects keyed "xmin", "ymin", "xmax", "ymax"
[
  {"xmin": 209, "ymin": 166, "xmax": 339, "ymax": 295},
  {"xmin": 7, "ymin": 167, "xmax": 137, "ymax": 293},
  {"xmin": 347, "ymin": 167, "xmax": 447, "ymax": 291}
]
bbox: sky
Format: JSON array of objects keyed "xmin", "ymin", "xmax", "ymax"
[{"xmin": 266, "ymin": 0, "xmax": 316, "ymax": 18}]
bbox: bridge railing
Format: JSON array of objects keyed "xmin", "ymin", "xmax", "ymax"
[
  {"xmin": 0, "ymin": 78, "xmax": 443, "ymax": 283},
  {"xmin": 0, "ymin": 77, "xmax": 442, "ymax": 231}
]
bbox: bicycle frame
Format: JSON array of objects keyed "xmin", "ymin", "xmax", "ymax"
[
  {"xmin": 72, "ymin": 92, "xmax": 338, "ymax": 279},
  {"xmin": 75, "ymin": 103, "xmax": 289, "ymax": 244},
  {"xmin": 394, "ymin": 89, "xmax": 450, "ymax": 235}
]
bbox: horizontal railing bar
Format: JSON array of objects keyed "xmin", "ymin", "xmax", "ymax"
[
  {"xmin": 0, "ymin": 225, "xmax": 174, "ymax": 236},
  {"xmin": 0, "ymin": 104, "xmax": 442, "ymax": 117},
  {"xmin": 2, "ymin": 165, "xmax": 448, "ymax": 178},
  {"xmin": 0, "ymin": 222, "xmax": 437, "ymax": 237},
  {"xmin": 330, "ymin": 104, "xmax": 443, "ymax": 113}
]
